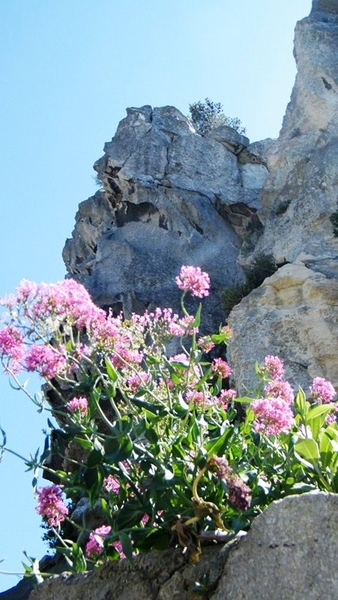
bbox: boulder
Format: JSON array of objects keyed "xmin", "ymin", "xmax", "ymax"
[
  {"xmin": 229, "ymin": 0, "xmax": 338, "ymax": 390},
  {"xmin": 228, "ymin": 262, "xmax": 338, "ymax": 394},
  {"xmin": 63, "ymin": 106, "xmax": 269, "ymax": 331},
  {"xmin": 213, "ymin": 491, "xmax": 338, "ymax": 600},
  {"xmin": 25, "ymin": 492, "xmax": 338, "ymax": 600}
]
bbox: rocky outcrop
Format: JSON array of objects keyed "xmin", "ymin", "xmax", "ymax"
[
  {"xmin": 26, "ymin": 492, "xmax": 338, "ymax": 600},
  {"xmin": 228, "ymin": 262, "xmax": 338, "ymax": 394},
  {"xmin": 63, "ymin": 106, "xmax": 270, "ymax": 332},
  {"xmin": 62, "ymin": 0, "xmax": 338, "ymax": 388},
  {"xmin": 228, "ymin": 1, "xmax": 338, "ymax": 392}
]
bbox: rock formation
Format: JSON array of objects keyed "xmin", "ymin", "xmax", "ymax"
[
  {"xmin": 63, "ymin": 0, "xmax": 338, "ymax": 394},
  {"xmin": 21, "ymin": 492, "xmax": 338, "ymax": 599},
  {"xmin": 228, "ymin": 1, "xmax": 338, "ymax": 393},
  {"xmin": 63, "ymin": 106, "xmax": 271, "ymax": 334}
]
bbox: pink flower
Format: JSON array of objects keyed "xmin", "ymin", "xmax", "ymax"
[
  {"xmin": 216, "ymin": 388, "xmax": 237, "ymax": 410},
  {"xmin": 27, "ymin": 279, "xmax": 105, "ymax": 331},
  {"xmin": 36, "ymin": 484, "xmax": 68, "ymax": 528},
  {"xmin": 175, "ymin": 266, "xmax": 210, "ymax": 298},
  {"xmin": 25, "ymin": 344, "xmax": 66, "ymax": 379},
  {"xmin": 207, "ymin": 455, "xmax": 231, "ymax": 479},
  {"xmin": 112, "ymin": 540, "xmax": 126, "ymax": 559},
  {"xmin": 67, "ymin": 397, "xmax": 88, "ymax": 416},
  {"xmin": 212, "ymin": 358, "xmax": 232, "ymax": 379},
  {"xmin": 325, "ymin": 412, "xmax": 336, "ymax": 425},
  {"xmin": 169, "ymin": 315, "xmax": 198, "ymax": 337},
  {"xmin": 170, "ymin": 353, "xmax": 190, "ymax": 366},
  {"xmin": 104, "ymin": 475, "xmax": 120, "ymax": 494},
  {"xmin": 185, "ymin": 390, "xmax": 211, "ymax": 405},
  {"xmin": 16, "ymin": 279, "xmax": 38, "ymax": 302},
  {"xmin": 220, "ymin": 325, "xmax": 232, "ymax": 339},
  {"xmin": 262, "ymin": 355, "xmax": 285, "ymax": 381},
  {"xmin": 90, "ymin": 313, "xmax": 123, "ymax": 352},
  {"xmin": 264, "ymin": 380, "xmax": 294, "ymax": 405},
  {"xmin": 111, "ymin": 344, "xmax": 143, "ymax": 369},
  {"xmin": 227, "ymin": 474, "xmax": 252, "ymax": 510},
  {"xmin": 310, "ymin": 377, "xmax": 336, "ymax": 404},
  {"xmin": 198, "ymin": 337, "xmax": 215, "ymax": 353},
  {"xmin": 126, "ymin": 371, "xmax": 149, "ymax": 392},
  {"xmin": 0, "ymin": 325, "xmax": 25, "ymax": 371},
  {"xmin": 85, "ymin": 525, "xmax": 111, "ymax": 558},
  {"xmin": 251, "ymin": 397, "xmax": 294, "ymax": 436}
]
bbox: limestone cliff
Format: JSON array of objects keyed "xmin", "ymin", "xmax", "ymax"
[
  {"xmin": 228, "ymin": 0, "xmax": 338, "ymax": 392},
  {"xmin": 63, "ymin": 0, "xmax": 338, "ymax": 392},
  {"xmin": 63, "ymin": 106, "xmax": 271, "ymax": 334}
]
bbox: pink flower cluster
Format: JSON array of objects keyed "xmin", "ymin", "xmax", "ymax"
[
  {"xmin": 25, "ymin": 344, "xmax": 67, "ymax": 379},
  {"xmin": 310, "ymin": 377, "xmax": 336, "ymax": 404},
  {"xmin": 85, "ymin": 525, "xmax": 111, "ymax": 558},
  {"xmin": 206, "ymin": 455, "xmax": 251, "ymax": 510},
  {"xmin": 36, "ymin": 484, "xmax": 69, "ymax": 528},
  {"xmin": 0, "ymin": 325, "xmax": 25, "ymax": 372},
  {"xmin": 216, "ymin": 388, "xmax": 237, "ymax": 410},
  {"xmin": 264, "ymin": 379, "xmax": 294, "ymax": 405},
  {"xmin": 175, "ymin": 266, "xmax": 210, "ymax": 298},
  {"xmin": 251, "ymin": 397, "xmax": 294, "ymax": 436},
  {"xmin": 211, "ymin": 358, "xmax": 232, "ymax": 379},
  {"xmin": 22, "ymin": 278, "xmax": 105, "ymax": 330},
  {"xmin": 251, "ymin": 356, "xmax": 294, "ymax": 436},
  {"xmin": 67, "ymin": 397, "xmax": 88, "ymax": 417},
  {"xmin": 262, "ymin": 355, "xmax": 285, "ymax": 380},
  {"xmin": 104, "ymin": 474, "xmax": 121, "ymax": 494}
]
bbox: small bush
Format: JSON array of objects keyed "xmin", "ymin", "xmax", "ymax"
[
  {"xmin": 222, "ymin": 254, "xmax": 277, "ymax": 314},
  {"xmin": 189, "ymin": 98, "xmax": 246, "ymax": 136}
]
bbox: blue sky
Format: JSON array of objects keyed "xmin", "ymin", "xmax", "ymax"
[{"xmin": 0, "ymin": 0, "xmax": 311, "ymax": 591}]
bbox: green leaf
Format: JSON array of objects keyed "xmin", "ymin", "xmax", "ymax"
[
  {"xmin": 104, "ymin": 435, "xmax": 133, "ymax": 462},
  {"xmin": 173, "ymin": 394, "xmax": 189, "ymax": 416},
  {"xmin": 71, "ymin": 543, "xmax": 87, "ymax": 572},
  {"xmin": 320, "ymin": 432, "xmax": 334, "ymax": 469},
  {"xmin": 118, "ymin": 531, "xmax": 135, "ymax": 562},
  {"xmin": 193, "ymin": 303, "xmax": 202, "ymax": 329},
  {"xmin": 294, "ymin": 388, "xmax": 309, "ymax": 419},
  {"xmin": 105, "ymin": 357, "xmax": 118, "ymax": 382},
  {"xmin": 130, "ymin": 397, "xmax": 162, "ymax": 416},
  {"xmin": 74, "ymin": 436, "xmax": 94, "ymax": 450},
  {"xmin": 87, "ymin": 448, "xmax": 103, "ymax": 468},
  {"xmin": 84, "ymin": 466, "xmax": 104, "ymax": 504},
  {"xmin": 307, "ymin": 405, "xmax": 332, "ymax": 440},
  {"xmin": 210, "ymin": 332, "xmax": 229, "ymax": 345},
  {"xmin": 307, "ymin": 404, "xmax": 333, "ymax": 420},
  {"xmin": 294, "ymin": 438, "xmax": 320, "ymax": 463},
  {"xmin": 234, "ymin": 396, "xmax": 253, "ymax": 404},
  {"xmin": 205, "ymin": 427, "xmax": 232, "ymax": 456},
  {"xmin": 116, "ymin": 500, "xmax": 146, "ymax": 529}
]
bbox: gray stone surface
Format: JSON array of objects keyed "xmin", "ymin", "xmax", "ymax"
[
  {"xmin": 229, "ymin": 1, "xmax": 338, "ymax": 391},
  {"xmin": 213, "ymin": 492, "xmax": 338, "ymax": 600},
  {"xmin": 312, "ymin": 0, "xmax": 338, "ymax": 13},
  {"xmin": 228, "ymin": 262, "xmax": 338, "ymax": 394},
  {"xmin": 26, "ymin": 492, "xmax": 338, "ymax": 600},
  {"xmin": 63, "ymin": 106, "xmax": 269, "ymax": 330},
  {"xmin": 27, "ymin": 542, "xmax": 237, "ymax": 600}
]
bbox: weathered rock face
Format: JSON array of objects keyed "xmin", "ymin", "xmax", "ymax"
[
  {"xmin": 63, "ymin": 0, "xmax": 338, "ymax": 389},
  {"xmin": 63, "ymin": 106, "xmax": 270, "ymax": 332},
  {"xmin": 229, "ymin": 1, "xmax": 338, "ymax": 391},
  {"xmin": 228, "ymin": 262, "xmax": 338, "ymax": 393},
  {"xmin": 26, "ymin": 492, "xmax": 338, "ymax": 600},
  {"xmin": 213, "ymin": 491, "xmax": 338, "ymax": 600}
]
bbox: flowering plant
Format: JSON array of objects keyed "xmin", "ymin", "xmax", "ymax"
[{"xmin": 0, "ymin": 266, "xmax": 337, "ymax": 576}]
